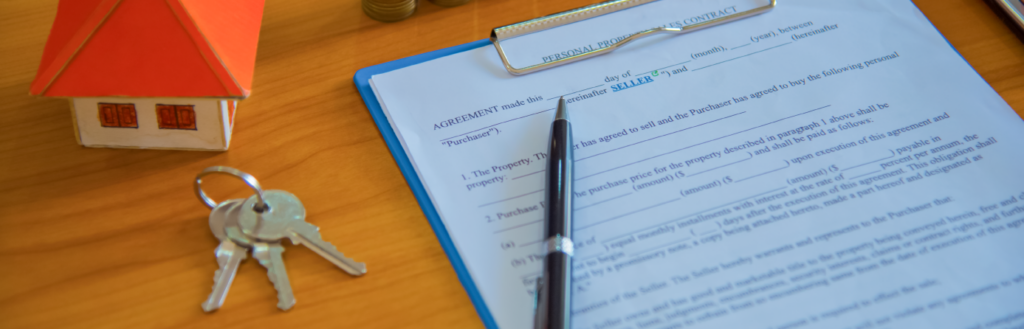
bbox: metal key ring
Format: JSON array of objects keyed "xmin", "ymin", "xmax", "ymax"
[{"xmin": 194, "ymin": 166, "xmax": 267, "ymax": 211}]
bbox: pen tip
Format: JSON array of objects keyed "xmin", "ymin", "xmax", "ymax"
[{"xmin": 556, "ymin": 97, "xmax": 569, "ymax": 121}]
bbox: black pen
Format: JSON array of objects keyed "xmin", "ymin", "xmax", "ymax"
[{"xmin": 535, "ymin": 97, "xmax": 574, "ymax": 329}]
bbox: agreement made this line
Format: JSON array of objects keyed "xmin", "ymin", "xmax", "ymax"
[
  {"xmin": 438, "ymin": 48, "xmax": 793, "ymax": 142},
  {"xmin": 546, "ymin": 84, "xmax": 606, "ymax": 101}
]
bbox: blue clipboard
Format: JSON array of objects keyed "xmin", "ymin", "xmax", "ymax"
[
  {"xmin": 354, "ymin": 2, "xmax": 986, "ymax": 328},
  {"xmin": 353, "ymin": 39, "xmax": 499, "ymax": 329}
]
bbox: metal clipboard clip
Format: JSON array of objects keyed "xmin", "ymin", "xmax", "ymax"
[{"xmin": 490, "ymin": 0, "xmax": 777, "ymax": 75}]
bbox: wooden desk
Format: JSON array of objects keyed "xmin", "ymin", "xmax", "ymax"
[{"xmin": 1, "ymin": 1, "xmax": 1021, "ymax": 328}]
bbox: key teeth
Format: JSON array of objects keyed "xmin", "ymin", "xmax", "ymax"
[
  {"xmin": 311, "ymin": 239, "xmax": 366, "ymax": 274},
  {"xmin": 255, "ymin": 244, "xmax": 296, "ymax": 311},
  {"xmin": 201, "ymin": 270, "xmax": 220, "ymax": 312},
  {"xmin": 289, "ymin": 225, "xmax": 367, "ymax": 275},
  {"xmin": 265, "ymin": 268, "xmax": 296, "ymax": 311},
  {"xmin": 212, "ymin": 268, "xmax": 223, "ymax": 284},
  {"xmin": 203, "ymin": 246, "xmax": 229, "ymax": 312},
  {"xmin": 204, "ymin": 241, "xmax": 247, "ymax": 312},
  {"xmin": 323, "ymin": 241, "xmax": 367, "ymax": 274}
]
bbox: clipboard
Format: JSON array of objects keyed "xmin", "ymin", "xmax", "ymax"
[{"xmin": 353, "ymin": 1, "xmax": 774, "ymax": 327}]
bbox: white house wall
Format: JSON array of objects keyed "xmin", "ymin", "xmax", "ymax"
[
  {"xmin": 220, "ymin": 100, "xmax": 236, "ymax": 147},
  {"xmin": 73, "ymin": 97, "xmax": 228, "ymax": 150}
]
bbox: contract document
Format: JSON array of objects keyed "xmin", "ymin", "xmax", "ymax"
[{"xmin": 368, "ymin": 0, "xmax": 1024, "ymax": 328}]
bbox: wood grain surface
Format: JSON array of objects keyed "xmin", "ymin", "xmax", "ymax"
[{"xmin": 1, "ymin": 0, "xmax": 1021, "ymax": 328}]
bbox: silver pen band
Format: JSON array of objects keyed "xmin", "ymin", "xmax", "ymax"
[{"xmin": 544, "ymin": 236, "xmax": 574, "ymax": 256}]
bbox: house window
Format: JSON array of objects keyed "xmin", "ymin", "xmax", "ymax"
[
  {"xmin": 98, "ymin": 103, "xmax": 138, "ymax": 128},
  {"xmin": 156, "ymin": 104, "xmax": 197, "ymax": 130}
]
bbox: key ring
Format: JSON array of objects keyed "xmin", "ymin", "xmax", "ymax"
[{"xmin": 194, "ymin": 166, "xmax": 267, "ymax": 211}]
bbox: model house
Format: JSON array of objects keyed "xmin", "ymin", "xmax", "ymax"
[{"xmin": 30, "ymin": 0, "xmax": 265, "ymax": 151}]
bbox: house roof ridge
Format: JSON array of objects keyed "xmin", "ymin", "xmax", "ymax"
[
  {"xmin": 164, "ymin": 0, "xmax": 246, "ymax": 97},
  {"xmin": 29, "ymin": 0, "xmax": 121, "ymax": 96}
]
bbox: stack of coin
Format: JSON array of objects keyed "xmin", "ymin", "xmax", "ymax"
[
  {"xmin": 363, "ymin": 0, "xmax": 417, "ymax": 22},
  {"xmin": 428, "ymin": 0, "xmax": 469, "ymax": 7}
]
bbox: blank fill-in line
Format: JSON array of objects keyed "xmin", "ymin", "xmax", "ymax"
[
  {"xmin": 575, "ymin": 193, "xmax": 633, "ymax": 211},
  {"xmin": 849, "ymin": 170, "xmax": 883, "ymax": 180},
  {"xmin": 546, "ymin": 84, "xmax": 606, "ymax": 101},
  {"xmin": 494, "ymin": 219, "xmax": 542, "ymax": 234},
  {"xmin": 512, "ymin": 170, "xmax": 544, "ymax": 180},
  {"xmin": 692, "ymin": 42, "xmax": 793, "ymax": 71},
  {"xmin": 730, "ymin": 43, "xmax": 752, "ymax": 50},
  {"xmin": 602, "ymin": 186, "xmax": 787, "ymax": 242},
  {"xmin": 578, "ymin": 105, "xmax": 830, "ymax": 181},
  {"xmin": 734, "ymin": 161, "xmax": 790, "ymax": 183},
  {"xmin": 478, "ymin": 189, "xmax": 543, "ymax": 207},
  {"xmin": 843, "ymin": 149, "xmax": 896, "ymax": 171},
  {"xmin": 519, "ymin": 239, "xmax": 543, "ymax": 247},
  {"xmin": 687, "ymin": 153, "xmax": 753, "ymax": 177},
  {"xmin": 577, "ymin": 198, "xmax": 681, "ymax": 231}
]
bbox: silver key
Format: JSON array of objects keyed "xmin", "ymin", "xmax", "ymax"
[
  {"xmin": 224, "ymin": 200, "xmax": 255, "ymax": 248},
  {"xmin": 238, "ymin": 190, "xmax": 367, "ymax": 276},
  {"xmin": 253, "ymin": 241, "xmax": 296, "ymax": 311},
  {"xmin": 202, "ymin": 199, "xmax": 247, "ymax": 312},
  {"xmin": 207, "ymin": 199, "xmax": 242, "ymax": 242},
  {"xmin": 223, "ymin": 203, "xmax": 297, "ymax": 311}
]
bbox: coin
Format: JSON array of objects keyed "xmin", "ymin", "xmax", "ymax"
[{"xmin": 363, "ymin": 0, "xmax": 417, "ymax": 22}]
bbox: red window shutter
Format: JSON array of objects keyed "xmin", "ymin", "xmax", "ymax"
[
  {"xmin": 117, "ymin": 104, "xmax": 137, "ymax": 128},
  {"xmin": 175, "ymin": 105, "xmax": 196, "ymax": 130},
  {"xmin": 99, "ymin": 103, "xmax": 120, "ymax": 127},
  {"xmin": 157, "ymin": 105, "xmax": 178, "ymax": 129}
]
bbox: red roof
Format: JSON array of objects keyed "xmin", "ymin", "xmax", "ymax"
[{"xmin": 30, "ymin": 0, "xmax": 264, "ymax": 98}]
